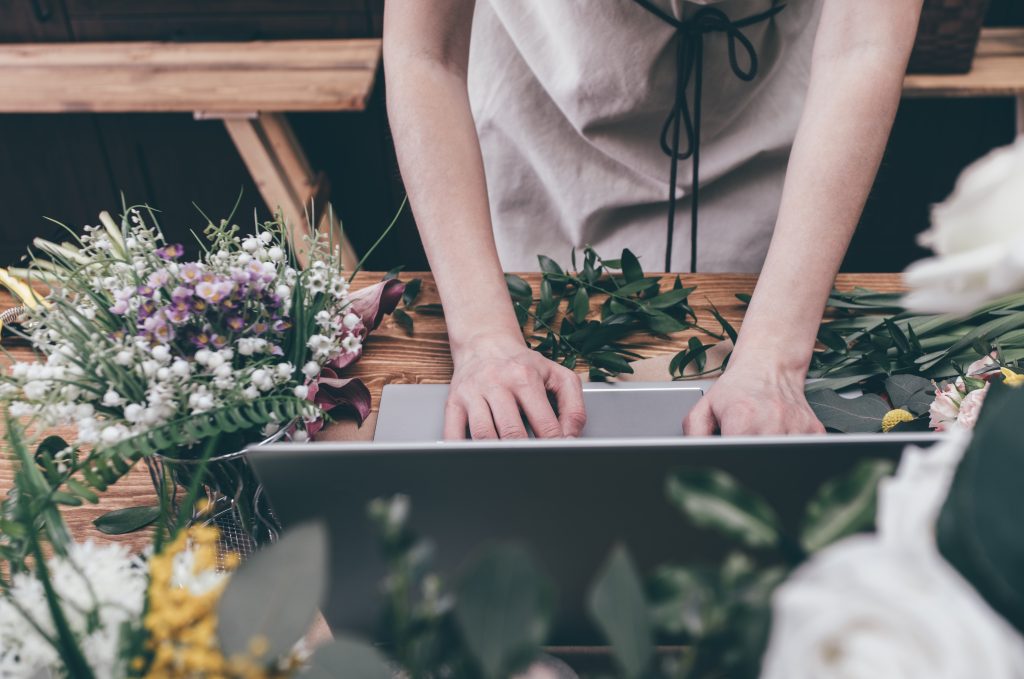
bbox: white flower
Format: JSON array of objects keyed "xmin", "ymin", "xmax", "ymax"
[
  {"xmin": 170, "ymin": 359, "xmax": 191, "ymax": 379},
  {"xmin": 291, "ymin": 429, "xmax": 309, "ymax": 443},
  {"xmin": 243, "ymin": 385, "xmax": 260, "ymax": 400},
  {"xmin": 99, "ymin": 424, "xmax": 129, "ymax": 444},
  {"xmin": 764, "ymin": 432, "xmax": 1024, "ymax": 679},
  {"xmin": 114, "ymin": 349, "xmax": 134, "ymax": 366},
  {"xmin": 267, "ymin": 246, "xmax": 284, "ymax": 262},
  {"xmin": 343, "ymin": 312, "xmax": 360, "ymax": 330},
  {"xmin": 929, "ymin": 381, "xmax": 964, "ymax": 431},
  {"xmin": 761, "ymin": 535, "xmax": 1024, "ymax": 679},
  {"xmin": 101, "ymin": 389, "xmax": 123, "ymax": 407},
  {"xmin": 21, "ymin": 380, "xmax": 49, "ymax": 401},
  {"xmin": 275, "ymin": 362, "xmax": 294, "ymax": 380},
  {"xmin": 258, "ymin": 231, "xmax": 273, "ymax": 245},
  {"xmin": 903, "ymin": 138, "xmax": 1024, "ymax": 313},
  {"xmin": 342, "ymin": 335, "xmax": 361, "ymax": 353},
  {"xmin": 0, "ymin": 541, "xmax": 147, "ymax": 678},
  {"xmin": 956, "ymin": 386, "xmax": 988, "ymax": 430},
  {"xmin": 293, "ymin": 385, "xmax": 309, "ymax": 399},
  {"xmin": 250, "ymin": 368, "xmax": 274, "ymax": 392},
  {"xmin": 302, "ymin": 361, "xmax": 321, "ymax": 379},
  {"xmin": 124, "ymin": 403, "xmax": 144, "ymax": 423},
  {"xmin": 876, "ymin": 431, "xmax": 970, "ymax": 551},
  {"xmin": 151, "ymin": 344, "xmax": 171, "ymax": 363}
]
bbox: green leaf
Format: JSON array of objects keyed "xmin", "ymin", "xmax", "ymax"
[
  {"xmin": 644, "ymin": 309, "xmax": 689, "ymax": 335},
  {"xmin": 817, "ymin": 327, "xmax": 849, "ymax": 354},
  {"xmin": 645, "ymin": 288, "xmax": 694, "ymax": 310},
  {"xmin": 587, "ymin": 545, "xmax": 654, "ymax": 678},
  {"xmin": 805, "ymin": 389, "xmax": 890, "ymax": 433},
  {"xmin": 93, "ymin": 505, "xmax": 161, "ymax": 535},
  {"xmin": 392, "ymin": 308, "xmax": 414, "ymax": 336},
  {"xmin": 537, "ymin": 278, "xmax": 558, "ymax": 323},
  {"xmin": 217, "ymin": 521, "xmax": 328, "ymax": 661},
  {"xmin": 800, "ymin": 459, "xmax": 895, "ymax": 553},
  {"xmin": 454, "ymin": 543, "xmax": 554, "ymax": 678},
  {"xmin": 885, "ymin": 374, "xmax": 934, "ymax": 416},
  {"xmin": 938, "ymin": 383, "xmax": 1024, "ymax": 636},
  {"xmin": 706, "ymin": 302, "xmax": 738, "ymax": 344},
  {"xmin": 621, "ymin": 249, "xmax": 643, "ymax": 283},
  {"xmin": 589, "ymin": 351, "xmax": 634, "ymax": 375},
  {"xmin": 885, "ymin": 318, "xmax": 911, "ymax": 354},
  {"xmin": 666, "ymin": 470, "xmax": 782, "ymax": 549},
  {"xmin": 401, "ymin": 278, "xmax": 423, "ymax": 307},
  {"xmin": 505, "ymin": 273, "xmax": 533, "ymax": 301},
  {"xmin": 647, "ymin": 564, "xmax": 714, "ymax": 638},
  {"xmin": 572, "ymin": 287, "xmax": 590, "ymax": 322},
  {"xmin": 538, "ymin": 255, "xmax": 564, "ymax": 278},
  {"xmin": 64, "ymin": 478, "xmax": 99, "ymax": 504},
  {"xmin": 303, "ymin": 636, "xmax": 393, "ymax": 679},
  {"xmin": 688, "ymin": 336, "xmax": 707, "ymax": 373}
]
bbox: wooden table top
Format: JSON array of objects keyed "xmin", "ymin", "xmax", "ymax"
[
  {"xmin": 0, "ymin": 38, "xmax": 381, "ymax": 114},
  {"xmin": 903, "ymin": 28, "xmax": 1024, "ymax": 98},
  {"xmin": 0, "ymin": 271, "xmax": 903, "ymax": 552}
]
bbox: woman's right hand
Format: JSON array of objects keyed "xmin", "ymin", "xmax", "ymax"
[{"xmin": 443, "ymin": 332, "xmax": 587, "ymax": 440}]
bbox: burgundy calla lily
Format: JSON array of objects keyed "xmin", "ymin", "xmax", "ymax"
[{"xmin": 305, "ymin": 365, "xmax": 372, "ymax": 438}]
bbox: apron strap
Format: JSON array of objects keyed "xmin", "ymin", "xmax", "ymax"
[{"xmin": 631, "ymin": 0, "xmax": 785, "ymax": 272}]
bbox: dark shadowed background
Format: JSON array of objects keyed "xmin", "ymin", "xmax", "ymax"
[{"xmin": 1, "ymin": 0, "xmax": 1022, "ymax": 273}]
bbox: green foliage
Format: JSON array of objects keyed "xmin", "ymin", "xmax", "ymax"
[
  {"xmin": 304, "ymin": 636, "xmax": 395, "ymax": 679},
  {"xmin": 454, "ymin": 544, "xmax": 555, "ymax": 678},
  {"xmin": 800, "ymin": 459, "xmax": 895, "ymax": 552},
  {"xmin": 92, "ymin": 505, "xmax": 160, "ymax": 535},
  {"xmin": 666, "ymin": 470, "xmax": 783, "ymax": 550},
  {"xmin": 587, "ymin": 546, "xmax": 654, "ymax": 678},
  {"xmin": 807, "ymin": 374, "xmax": 935, "ymax": 433},
  {"xmin": 217, "ymin": 521, "xmax": 329, "ymax": 661},
  {"xmin": 938, "ymin": 383, "xmax": 1024, "ymax": 636},
  {"xmin": 507, "ymin": 248, "xmax": 701, "ymax": 380}
]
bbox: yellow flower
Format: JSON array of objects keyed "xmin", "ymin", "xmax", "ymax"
[
  {"xmin": 882, "ymin": 408, "xmax": 915, "ymax": 433},
  {"xmin": 1000, "ymin": 367, "xmax": 1024, "ymax": 387}
]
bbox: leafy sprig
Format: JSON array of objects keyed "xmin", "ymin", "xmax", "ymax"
[{"xmin": 505, "ymin": 247, "xmax": 709, "ymax": 380}]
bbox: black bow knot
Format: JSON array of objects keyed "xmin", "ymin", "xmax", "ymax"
[{"xmin": 632, "ymin": 1, "xmax": 784, "ymax": 271}]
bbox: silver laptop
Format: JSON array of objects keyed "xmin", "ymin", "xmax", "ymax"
[
  {"xmin": 375, "ymin": 381, "xmax": 714, "ymax": 441},
  {"xmin": 248, "ymin": 431, "xmax": 942, "ymax": 646}
]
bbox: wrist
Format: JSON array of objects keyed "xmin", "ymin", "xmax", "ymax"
[
  {"xmin": 729, "ymin": 333, "xmax": 814, "ymax": 381},
  {"xmin": 449, "ymin": 325, "xmax": 525, "ymax": 362}
]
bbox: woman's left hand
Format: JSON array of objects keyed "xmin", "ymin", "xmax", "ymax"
[{"xmin": 683, "ymin": 358, "xmax": 825, "ymax": 436}]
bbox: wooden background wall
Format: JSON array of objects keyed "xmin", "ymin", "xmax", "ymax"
[{"xmin": 1, "ymin": 0, "xmax": 1022, "ymax": 273}]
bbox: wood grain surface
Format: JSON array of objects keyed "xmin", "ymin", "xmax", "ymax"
[
  {"xmin": 0, "ymin": 39, "xmax": 381, "ymax": 113},
  {"xmin": 0, "ymin": 272, "xmax": 903, "ymax": 553},
  {"xmin": 904, "ymin": 28, "xmax": 1024, "ymax": 98}
]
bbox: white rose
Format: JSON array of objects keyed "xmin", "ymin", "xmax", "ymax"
[
  {"xmin": 761, "ymin": 535, "xmax": 1024, "ymax": 679},
  {"xmin": 955, "ymin": 386, "xmax": 988, "ymax": 430},
  {"xmin": 875, "ymin": 430, "xmax": 970, "ymax": 551},
  {"xmin": 928, "ymin": 382, "xmax": 963, "ymax": 431},
  {"xmin": 903, "ymin": 138, "xmax": 1024, "ymax": 313}
]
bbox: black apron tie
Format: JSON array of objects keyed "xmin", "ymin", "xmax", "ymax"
[{"xmin": 632, "ymin": 0, "xmax": 785, "ymax": 272}]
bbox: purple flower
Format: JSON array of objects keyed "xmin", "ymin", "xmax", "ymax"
[
  {"xmin": 136, "ymin": 285, "xmax": 155, "ymax": 298},
  {"xmin": 147, "ymin": 269, "xmax": 171, "ymax": 289},
  {"xmin": 251, "ymin": 322, "xmax": 269, "ymax": 335},
  {"xmin": 272, "ymin": 319, "xmax": 292, "ymax": 333},
  {"xmin": 143, "ymin": 312, "xmax": 173, "ymax": 343},
  {"xmin": 189, "ymin": 330, "xmax": 210, "ymax": 348},
  {"xmin": 226, "ymin": 316, "xmax": 245, "ymax": 332},
  {"xmin": 180, "ymin": 263, "xmax": 204, "ymax": 285},
  {"xmin": 137, "ymin": 299, "xmax": 157, "ymax": 320},
  {"xmin": 166, "ymin": 303, "xmax": 191, "ymax": 325},
  {"xmin": 210, "ymin": 334, "xmax": 228, "ymax": 349},
  {"xmin": 170, "ymin": 286, "xmax": 193, "ymax": 303},
  {"xmin": 109, "ymin": 299, "xmax": 129, "ymax": 315},
  {"xmin": 195, "ymin": 279, "xmax": 236, "ymax": 305},
  {"xmin": 155, "ymin": 244, "xmax": 184, "ymax": 260}
]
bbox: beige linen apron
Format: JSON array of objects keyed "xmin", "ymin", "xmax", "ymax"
[{"xmin": 467, "ymin": 0, "xmax": 824, "ymax": 273}]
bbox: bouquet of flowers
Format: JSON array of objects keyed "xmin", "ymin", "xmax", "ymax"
[{"xmin": 0, "ymin": 205, "xmax": 403, "ymax": 541}]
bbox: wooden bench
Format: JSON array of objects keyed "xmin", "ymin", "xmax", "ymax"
[
  {"xmin": 904, "ymin": 27, "xmax": 1024, "ymax": 136},
  {"xmin": 0, "ymin": 38, "xmax": 382, "ymax": 270}
]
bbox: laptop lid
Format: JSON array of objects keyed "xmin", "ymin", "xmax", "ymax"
[
  {"xmin": 374, "ymin": 381, "xmax": 714, "ymax": 442},
  {"xmin": 248, "ymin": 433, "xmax": 941, "ymax": 646}
]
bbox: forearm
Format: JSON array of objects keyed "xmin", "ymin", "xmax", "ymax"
[
  {"xmin": 734, "ymin": 0, "xmax": 923, "ymax": 372},
  {"xmin": 384, "ymin": 2, "xmax": 521, "ymax": 356}
]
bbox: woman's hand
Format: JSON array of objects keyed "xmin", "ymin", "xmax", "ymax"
[
  {"xmin": 444, "ymin": 332, "xmax": 587, "ymax": 440},
  {"xmin": 683, "ymin": 357, "xmax": 824, "ymax": 436}
]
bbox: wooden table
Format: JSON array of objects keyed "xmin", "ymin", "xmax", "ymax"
[
  {"xmin": 904, "ymin": 27, "xmax": 1024, "ymax": 135},
  {"xmin": 0, "ymin": 39, "xmax": 383, "ymax": 270},
  {"xmin": 0, "ymin": 271, "xmax": 903, "ymax": 553}
]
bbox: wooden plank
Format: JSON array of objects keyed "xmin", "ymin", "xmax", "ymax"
[
  {"xmin": 224, "ymin": 113, "xmax": 358, "ymax": 270},
  {"xmin": 0, "ymin": 272, "xmax": 904, "ymax": 552},
  {"xmin": 904, "ymin": 28, "xmax": 1024, "ymax": 99},
  {"xmin": 0, "ymin": 39, "xmax": 381, "ymax": 113}
]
